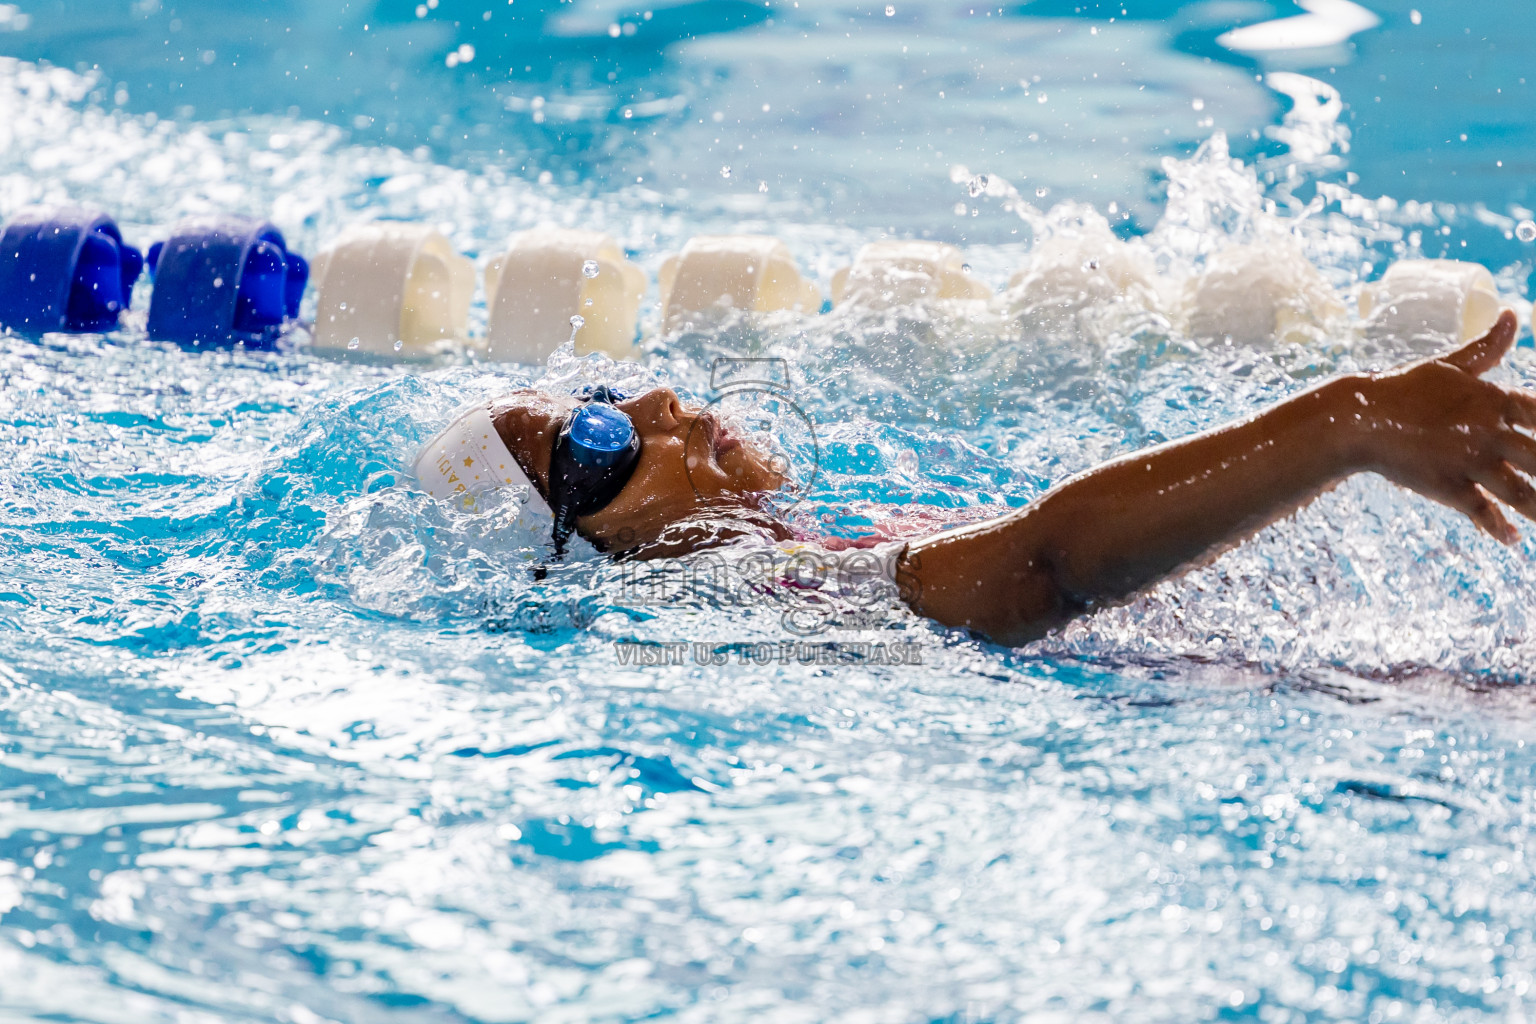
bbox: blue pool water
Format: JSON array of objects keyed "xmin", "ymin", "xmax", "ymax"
[{"xmin": 4, "ymin": 1, "xmax": 1536, "ymax": 1020}]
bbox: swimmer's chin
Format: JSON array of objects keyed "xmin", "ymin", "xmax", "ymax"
[{"xmin": 722, "ymin": 445, "xmax": 790, "ymax": 493}]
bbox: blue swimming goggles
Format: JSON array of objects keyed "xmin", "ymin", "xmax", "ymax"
[{"xmin": 544, "ymin": 385, "xmax": 642, "ymax": 563}]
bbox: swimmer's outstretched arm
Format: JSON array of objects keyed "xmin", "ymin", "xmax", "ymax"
[{"xmin": 901, "ymin": 310, "xmax": 1536, "ymax": 645}]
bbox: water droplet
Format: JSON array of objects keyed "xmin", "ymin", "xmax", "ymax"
[
  {"xmin": 1409, "ymin": 8, "xmax": 1422, "ymax": 24},
  {"xmin": 967, "ymin": 173, "xmax": 989, "ymax": 198},
  {"xmin": 1036, "ymin": 92, "xmax": 1047, "ymax": 104},
  {"xmin": 582, "ymin": 259, "xmax": 600, "ymax": 278},
  {"xmin": 1083, "ymin": 258, "xmax": 1100, "ymax": 271},
  {"xmin": 1517, "ymin": 220, "xmax": 1536, "ymax": 243},
  {"xmin": 885, "ymin": 4, "xmax": 894, "ymax": 14},
  {"xmin": 1191, "ymin": 97, "xmax": 1205, "ymax": 111},
  {"xmin": 720, "ymin": 165, "xmax": 732, "ymax": 179},
  {"xmin": 758, "ymin": 181, "xmax": 769, "ymax": 193},
  {"xmin": 1035, "ymin": 186, "xmax": 1049, "ymax": 198},
  {"xmin": 347, "ymin": 337, "xmax": 360, "ymax": 350},
  {"xmin": 960, "ymin": 263, "xmax": 972, "ymax": 274},
  {"xmin": 212, "ymin": 277, "xmax": 224, "ymax": 289},
  {"xmin": 570, "ymin": 315, "xmax": 585, "ymax": 330},
  {"xmin": 393, "ymin": 339, "xmax": 404, "ymax": 351}
]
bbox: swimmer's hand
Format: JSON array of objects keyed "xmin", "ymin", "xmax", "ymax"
[
  {"xmin": 1346, "ymin": 309, "xmax": 1536, "ymax": 543},
  {"xmin": 900, "ymin": 308, "xmax": 1535, "ymax": 645}
]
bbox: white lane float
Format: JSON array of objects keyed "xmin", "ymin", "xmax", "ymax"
[
  {"xmin": 657, "ymin": 235, "xmax": 822, "ymax": 330},
  {"xmin": 830, "ymin": 240, "xmax": 990, "ymax": 310},
  {"xmin": 1180, "ymin": 240, "xmax": 1346, "ymax": 347},
  {"xmin": 484, "ymin": 228, "xmax": 646, "ymax": 363},
  {"xmin": 1358, "ymin": 259, "xmax": 1502, "ymax": 351},
  {"xmin": 1001, "ymin": 223, "xmax": 1166, "ymax": 328},
  {"xmin": 311, "ymin": 223, "xmax": 475, "ymax": 357}
]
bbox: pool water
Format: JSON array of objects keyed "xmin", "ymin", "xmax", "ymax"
[{"xmin": 4, "ymin": 1, "xmax": 1536, "ymax": 1020}]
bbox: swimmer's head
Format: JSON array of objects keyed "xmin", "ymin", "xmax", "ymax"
[{"xmin": 493, "ymin": 385, "xmax": 789, "ymax": 557}]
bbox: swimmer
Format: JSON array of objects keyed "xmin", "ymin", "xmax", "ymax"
[{"xmin": 461, "ymin": 310, "xmax": 1536, "ymax": 646}]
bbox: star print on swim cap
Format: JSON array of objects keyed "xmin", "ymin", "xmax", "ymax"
[{"xmin": 413, "ymin": 405, "xmax": 552, "ymax": 521}]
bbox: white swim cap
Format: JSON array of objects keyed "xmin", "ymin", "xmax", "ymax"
[{"xmin": 412, "ymin": 405, "xmax": 552, "ymax": 520}]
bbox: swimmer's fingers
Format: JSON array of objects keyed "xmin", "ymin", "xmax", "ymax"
[
  {"xmin": 1500, "ymin": 386, "xmax": 1536, "ymax": 431},
  {"xmin": 1440, "ymin": 481, "xmax": 1518, "ymax": 544},
  {"xmin": 1498, "ymin": 426, "xmax": 1536, "ymax": 478},
  {"xmin": 1442, "ymin": 309, "xmax": 1519, "ymax": 377},
  {"xmin": 1472, "ymin": 461, "xmax": 1536, "ymax": 530}
]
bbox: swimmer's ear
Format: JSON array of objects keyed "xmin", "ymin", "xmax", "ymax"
[{"xmin": 1443, "ymin": 308, "xmax": 1518, "ymax": 377}]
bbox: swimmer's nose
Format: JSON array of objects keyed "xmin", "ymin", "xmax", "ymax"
[{"xmin": 622, "ymin": 387, "xmax": 684, "ymax": 432}]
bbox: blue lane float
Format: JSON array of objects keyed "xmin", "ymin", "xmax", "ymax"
[
  {"xmin": 0, "ymin": 206, "xmax": 144, "ymax": 335},
  {"xmin": 145, "ymin": 216, "xmax": 308, "ymax": 348}
]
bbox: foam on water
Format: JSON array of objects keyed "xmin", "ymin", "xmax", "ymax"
[{"xmin": 4, "ymin": 50, "xmax": 1536, "ymax": 1023}]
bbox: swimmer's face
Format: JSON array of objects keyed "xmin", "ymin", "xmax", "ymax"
[{"xmin": 493, "ymin": 387, "xmax": 787, "ymax": 552}]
